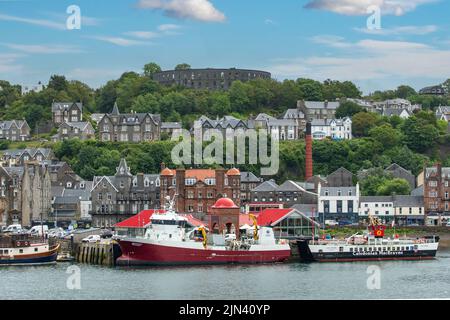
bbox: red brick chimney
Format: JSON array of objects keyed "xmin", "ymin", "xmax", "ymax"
[{"xmin": 305, "ymin": 121, "xmax": 313, "ymax": 180}]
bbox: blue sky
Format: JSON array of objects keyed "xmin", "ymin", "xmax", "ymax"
[{"xmin": 0, "ymin": 0, "xmax": 449, "ymax": 94}]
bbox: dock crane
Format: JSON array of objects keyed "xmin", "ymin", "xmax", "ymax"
[{"xmin": 249, "ymin": 214, "xmax": 259, "ymax": 241}]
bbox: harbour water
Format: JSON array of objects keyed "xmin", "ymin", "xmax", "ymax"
[{"xmin": 1, "ymin": 249, "xmax": 449, "ymax": 300}]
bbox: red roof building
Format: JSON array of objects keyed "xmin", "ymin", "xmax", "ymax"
[
  {"xmin": 115, "ymin": 209, "xmax": 204, "ymax": 229},
  {"xmin": 256, "ymin": 208, "xmax": 320, "ymax": 239}
]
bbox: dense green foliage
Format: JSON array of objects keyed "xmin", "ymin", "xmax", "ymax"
[{"xmin": 1, "ymin": 62, "xmax": 449, "ymax": 187}]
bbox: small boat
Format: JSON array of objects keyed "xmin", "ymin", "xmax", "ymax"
[
  {"xmin": 117, "ymin": 197, "xmax": 291, "ymax": 266},
  {"xmin": 0, "ymin": 233, "xmax": 60, "ymax": 266},
  {"xmin": 300, "ymin": 214, "xmax": 439, "ymax": 262}
]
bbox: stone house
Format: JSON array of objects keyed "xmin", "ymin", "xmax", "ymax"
[
  {"xmin": 0, "ymin": 148, "xmax": 55, "ymax": 167},
  {"xmin": 52, "ymin": 102, "xmax": 83, "ymax": 125},
  {"xmin": 90, "ymin": 159, "xmax": 161, "ymax": 228},
  {"xmin": 98, "ymin": 103, "xmax": 161, "ymax": 142},
  {"xmin": 423, "ymin": 163, "xmax": 450, "ymax": 225},
  {"xmin": 326, "ymin": 167, "xmax": 354, "ymax": 187},
  {"xmin": 0, "ymin": 162, "xmax": 51, "ymax": 227},
  {"xmin": 297, "ymin": 100, "xmax": 340, "ymax": 121},
  {"xmin": 0, "ymin": 120, "xmax": 31, "ymax": 141},
  {"xmin": 52, "ymin": 121, "xmax": 95, "ymax": 142},
  {"xmin": 385, "ymin": 163, "xmax": 416, "ymax": 189}
]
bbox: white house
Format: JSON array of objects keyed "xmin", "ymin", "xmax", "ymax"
[
  {"xmin": 318, "ymin": 183, "xmax": 360, "ymax": 223},
  {"xmin": 359, "ymin": 196, "xmax": 395, "ymax": 223},
  {"xmin": 311, "ymin": 117, "xmax": 352, "ymax": 140},
  {"xmin": 359, "ymin": 195, "xmax": 424, "ymax": 226},
  {"xmin": 266, "ymin": 119, "xmax": 299, "ymax": 140}
]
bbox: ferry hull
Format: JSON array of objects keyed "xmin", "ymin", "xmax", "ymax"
[
  {"xmin": 0, "ymin": 244, "xmax": 59, "ymax": 266},
  {"xmin": 310, "ymin": 250, "xmax": 438, "ymax": 262},
  {"xmin": 117, "ymin": 240, "xmax": 291, "ymax": 266}
]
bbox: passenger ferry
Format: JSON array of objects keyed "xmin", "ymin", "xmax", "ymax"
[
  {"xmin": 0, "ymin": 233, "xmax": 60, "ymax": 266},
  {"xmin": 300, "ymin": 215, "xmax": 439, "ymax": 262},
  {"xmin": 117, "ymin": 197, "xmax": 291, "ymax": 266}
]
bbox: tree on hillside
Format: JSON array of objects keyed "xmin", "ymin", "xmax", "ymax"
[
  {"xmin": 352, "ymin": 112, "xmax": 379, "ymax": 137},
  {"xmin": 175, "ymin": 63, "xmax": 191, "ymax": 70},
  {"xmin": 296, "ymin": 78, "xmax": 323, "ymax": 101},
  {"xmin": 143, "ymin": 62, "xmax": 162, "ymax": 77},
  {"xmin": 369, "ymin": 124, "xmax": 403, "ymax": 149},
  {"xmin": 376, "ymin": 178, "xmax": 411, "ymax": 196},
  {"xmin": 48, "ymin": 75, "xmax": 68, "ymax": 92},
  {"xmin": 335, "ymin": 101, "xmax": 363, "ymax": 118},
  {"xmin": 0, "ymin": 80, "xmax": 21, "ymax": 108},
  {"xmin": 396, "ymin": 85, "xmax": 416, "ymax": 99},
  {"xmin": 401, "ymin": 116, "xmax": 440, "ymax": 153}
]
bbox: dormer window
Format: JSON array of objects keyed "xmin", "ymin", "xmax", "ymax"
[{"xmin": 144, "ymin": 179, "xmax": 149, "ymax": 187}]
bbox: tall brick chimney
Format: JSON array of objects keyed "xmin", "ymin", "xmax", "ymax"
[{"xmin": 305, "ymin": 121, "xmax": 313, "ymax": 180}]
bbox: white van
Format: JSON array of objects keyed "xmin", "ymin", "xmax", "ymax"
[{"xmin": 29, "ymin": 225, "xmax": 49, "ymax": 236}]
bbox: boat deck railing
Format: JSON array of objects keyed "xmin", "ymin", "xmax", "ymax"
[{"xmin": 0, "ymin": 234, "xmax": 51, "ymax": 248}]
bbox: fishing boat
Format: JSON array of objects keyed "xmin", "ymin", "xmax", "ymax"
[
  {"xmin": 116, "ymin": 197, "xmax": 291, "ymax": 266},
  {"xmin": 299, "ymin": 214, "xmax": 439, "ymax": 262},
  {"xmin": 0, "ymin": 233, "xmax": 60, "ymax": 266}
]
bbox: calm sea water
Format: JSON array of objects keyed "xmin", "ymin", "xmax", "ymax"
[{"xmin": 1, "ymin": 249, "xmax": 449, "ymax": 300}]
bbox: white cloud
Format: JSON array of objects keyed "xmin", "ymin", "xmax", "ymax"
[
  {"xmin": 1, "ymin": 43, "xmax": 82, "ymax": 54},
  {"xmin": 304, "ymin": 0, "xmax": 438, "ymax": 16},
  {"xmin": 124, "ymin": 31, "xmax": 160, "ymax": 39},
  {"xmin": 267, "ymin": 38, "xmax": 450, "ymax": 84},
  {"xmin": 87, "ymin": 36, "xmax": 150, "ymax": 47},
  {"xmin": 124, "ymin": 24, "xmax": 182, "ymax": 40},
  {"xmin": 0, "ymin": 53, "xmax": 23, "ymax": 73},
  {"xmin": 136, "ymin": 0, "xmax": 226, "ymax": 22},
  {"xmin": 0, "ymin": 12, "xmax": 65, "ymax": 30},
  {"xmin": 157, "ymin": 23, "xmax": 182, "ymax": 32},
  {"xmin": 355, "ymin": 25, "xmax": 438, "ymax": 35}
]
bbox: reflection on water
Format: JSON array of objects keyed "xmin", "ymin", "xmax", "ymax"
[{"xmin": 1, "ymin": 250, "xmax": 449, "ymax": 300}]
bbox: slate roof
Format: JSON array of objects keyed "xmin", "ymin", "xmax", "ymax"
[
  {"xmin": 52, "ymin": 102, "xmax": 82, "ymax": 112},
  {"xmin": 281, "ymin": 109, "xmax": 305, "ymax": 119},
  {"xmin": 266, "ymin": 118, "xmax": 297, "ymax": 127},
  {"xmin": 255, "ymin": 113, "xmax": 276, "ymax": 121},
  {"xmin": 393, "ymin": 195, "xmax": 424, "ymax": 207},
  {"xmin": 304, "ymin": 101, "xmax": 340, "ymax": 110},
  {"xmin": 311, "ymin": 117, "xmax": 351, "ymax": 126},
  {"xmin": 0, "ymin": 120, "xmax": 28, "ymax": 130},
  {"xmin": 382, "ymin": 108, "xmax": 411, "ymax": 117},
  {"xmin": 251, "ymin": 180, "xmax": 279, "ymax": 192},
  {"xmin": 360, "ymin": 196, "xmax": 394, "ymax": 203},
  {"xmin": 240, "ymin": 171, "xmax": 261, "ymax": 183},
  {"xmin": 197, "ymin": 115, "xmax": 255, "ymax": 130},
  {"xmin": 410, "ymin": 185, "xmax": 424, "ymax": 197},
  {"xmin": 320, "ymin": 186, "xmax": 357, "ymax": 196}
]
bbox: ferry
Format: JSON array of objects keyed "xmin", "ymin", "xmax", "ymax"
[
  {"xmin": 299, "ymin": 214, "xmax": 439, "ymax": 262},
  {"xmin": 116, "ymin": 197, "xmax": 291, "ymax": 266},
  {"xmin": 0, "ymin": 233, "xmax": 60, "ymax": 266}
]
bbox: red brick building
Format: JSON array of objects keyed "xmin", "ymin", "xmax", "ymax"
[
  {"xmin": 160, "ymin": 166, "xmax": 241, "ymax": 218},
  {"xmin": 424, "ymin": 163, "xmax": 450, "ymax": 224}
]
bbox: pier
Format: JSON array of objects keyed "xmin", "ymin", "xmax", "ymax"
[{"xmin": 74, "ymin": 241, "xmax": 118, "ymax": 266}]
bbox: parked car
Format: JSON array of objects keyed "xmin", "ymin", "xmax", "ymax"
[
  {"xmin": 4, "ymin": 224, "xmax": 23, "ymax": 233},
  {"xmin": 100, "ymin": 229, "xmax": 113, "ymax": 239},
  {"xmin": 338, "ymin": 220, "xmax": 352, "ymax": 226},
  {"xmin": 82, "ymin": 235, "xmax": 101, "ymax": 243},
  {"xmin": 325, "ymin": 220, "xmax": 339, "ymax": 226},
  {"xmin": 48, "ymin": 227, "xmax": 65, "ymax": 238},
  {"xmin": 29, "ymin": 225, "xmax": 49, "ymax": 237},
  {"xmin": 446, "ymin": 221, "xmax": 450, "ymax": 227}
]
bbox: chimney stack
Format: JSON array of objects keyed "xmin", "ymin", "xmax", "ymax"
[{"xmin": 305, "ymin": 121, "xmax": 313, "ymax": 181}]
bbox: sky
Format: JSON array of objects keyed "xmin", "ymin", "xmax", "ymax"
[{"xmin": 0, "ymin": 0, "xmax": 449, "ymax": 94}]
